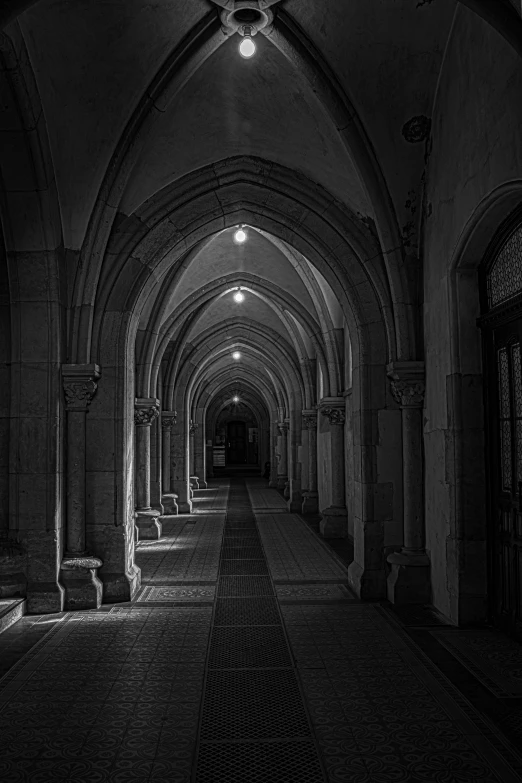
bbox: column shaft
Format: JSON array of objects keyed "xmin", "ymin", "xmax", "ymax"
[
  {"xmin": 403, "ymin": 406, "xmax": 424, "ymax": 552},
  {"xmin": 135, "ymin": 424, "xmax": 151, "ymax": 510},
  {"xmin": 162, "ymin": 426, "xmax": 171, "ymax": 494}
]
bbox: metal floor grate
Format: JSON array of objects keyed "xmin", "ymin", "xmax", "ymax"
[
  {"xmin": 218, "ymin": 576, "xmax": 274, "ymax": 597},
  {"xmin": 221, "ymin": 545, "xmax": 265, "ymax": 559},
  {"xmin": 200, "ymin": 669, "xmax": 311, "ymax": 740},
  {"xmin": 220, "ymin": 559, "xmax": 269, "ymax": 576},
  {"xmin": 214, "ymin": 597, "xmax": 281, "ymax": 626},
  {"xmin": 208, "ymin": 625, "xmax": 293, "ymax": 668},
  {"xmin": 195, "ymin": 741, "xmax": 325, "ymax": 783},
  {"xmin": 223, "ymin": 533, "xmax": 260, "ymax": 543}
]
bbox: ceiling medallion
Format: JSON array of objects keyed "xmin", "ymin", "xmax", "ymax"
[
  {"xmin": 401, "ymin": 115, "xmax": 431, "ymax": 144},
  {"xmin": 212, "ymin": 1, "xmax": 282, "ymax": 39}
]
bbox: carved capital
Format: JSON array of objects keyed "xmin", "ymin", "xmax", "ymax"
[
  {"xmin": 278, "ymin": 421, "xmax": 289, "ymax": 435},
  {"xmin": 321, "ymin": 407, "xmax": 346, "ymax": 425},
  {"xmin": 135, "ymin": 398, "xmax": 160, "ymax": 426},
  {"xmin": 302, "ymin": 414, "xmax": 317, "ymax": 430},
  {"xmin": 189, "ymin": 422, "xmax": 199, "ymax": 435},
  {"xmin": 387, "ymin": 361, "xmax": 425, "ymax": 408},
  {"xmin": 134, "ymin": 407, "xmax": 159, "ymax": 426},
  {"xmin": 390, "ymin": 380, "xmax": 425, "ymax": 408},
  {"xmin": 62, "ymin": 364, "xmax": 100, "ymax": 410},
  {"xmin": 162, "ymin": 412, "xmax": 177, "ymax": 429}
]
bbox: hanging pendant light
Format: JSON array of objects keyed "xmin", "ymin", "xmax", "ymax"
[{"xmin": 239, "ymin": 25, "xmax": 256, "ymax": 59}]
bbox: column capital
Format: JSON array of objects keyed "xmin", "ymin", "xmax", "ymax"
[
  {"xmin": 161, "ymin": 411, "xmax": 177, "ymax": 429},
  {"xmin": 387, "ymin": 361, "xmax": 425, "ymax": 408},
  {"xmin": 62, "ymin": 364, "xmax": 100, "ymax": 410},
  {"xmin": 135, "ymin": 398, "xmax": 160, "ymax": 426},
  {"xmin": 189, "ymin": 421, "xmax": 199, "ymax": 435},
  {"xmin": 319, "ymin": 397, "xmax": 346, "ymax": 425},
  {"xmin": 278, "ymin": 421, "xmax": 289, "ymax": 434},
  {"xmin": 301, "ymin": 410, "xmax": 317, "ymax": 430}
]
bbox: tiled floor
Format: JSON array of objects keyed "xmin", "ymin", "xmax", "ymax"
[{"xmin": 1, "ymin": 478, "xmax": 522, "ymax": 781}]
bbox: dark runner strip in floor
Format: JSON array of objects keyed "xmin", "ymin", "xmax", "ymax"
[{"xmin": 193, "ymin": 479, "xmax": 327, "ymax": 783}]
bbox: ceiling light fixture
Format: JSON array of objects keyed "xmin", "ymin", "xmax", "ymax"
[
  {"xmin": 234, "ymin": 226, "xmax": 247, "ymax": 244},
  {"xmin": 232, "ymin": 351, "xmax": 241, "ymax": 360},
  {"xmin": 233, "ymin": 395, "xmax": 240, "ymax": 403},
  {"xmin": 239, "ymin": 25, "xmax": 256, "ymax": 59},
  {"xmin": 233, "ymin": 288, "xmax": 245, "ymax": 303}
]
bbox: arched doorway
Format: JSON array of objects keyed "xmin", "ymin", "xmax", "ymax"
[
  {"xmin": 227, "ymin": 421, "xmax": 247, "ymax": 464},
  {"xmin": 481, "ymin": 206, "xmax": 522, "ymax": 639}
]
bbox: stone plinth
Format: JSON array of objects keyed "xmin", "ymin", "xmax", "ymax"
[
  {"xmin": 135, "ymin": 508, "xmax": 162, "ymax": 541},
  {"xmin": 320, "ymin": 506, "xmax": 347, "ymax": 538},
  {"xmin": 61, "ymin": 556, "xmax": 103, "ymax": 611},
  {"xmin": 162, "ymin": 493, "xmax": 179, "ymax": 515}
]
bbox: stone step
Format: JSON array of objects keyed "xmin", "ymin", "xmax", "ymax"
[{"xmin": 0, "ymin": 597, "xmax": 25, "ymax": 635}]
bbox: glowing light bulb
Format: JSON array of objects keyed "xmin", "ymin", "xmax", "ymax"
[
  {"xmin": 232, "ymin": 351, "xmax": 241, "ymax": 360},
  {"xmin": 239, "ymin": 36, "xmax": 256, "ymax": 59},
  {"xmin": 233, "ymin": 396, "xmax": 240, "ymax": 403},
  {"xmin": 233, "ymin": 290, "xmax": 245, "ymax": 303},
  {"xmin": 234, "ymin": 227, "xmax": 247, "ymax": 244}
]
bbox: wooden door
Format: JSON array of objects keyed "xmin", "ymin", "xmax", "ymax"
[
  {"xmin": 487, "ymin": 321, "xmax": 522, "ymax": 638},
  {"xmin": 227, "ymin": 421, "xmax": 246, "ymax": 464},
  {"xmin": 482, "ymin": 211, "xmax": 522, "ymax": 639}
]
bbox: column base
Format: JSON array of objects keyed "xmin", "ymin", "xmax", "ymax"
[
  {"xmin": 100, "ymin": 563, "xmax": 141, "ymax": 604},
  {"xmin": 162, "ymin": 494, "xmax": 179, "ymax": 515},
  {"xmin": 177, "ymin": 500, "xmax": 193, "ymax": 514},
  {"xmin": 0, "ymin": 571, "xmax": 27, "ymax": 598},
  {"xmin": 347, "ymin": 560, "xmax": 387, "ymax": 600},
  {"xmin": 320, "ymin": 506, "xmax": 347, "ymax": 538},
  {"xmin": 302, "ymin": 491, "xmax": 319, "ymax": 515},
  {"xmin": 135, "ymin": 509, "xmax": 162, "ymax": 540},
  {"xmin": 26, "ymin": 581, "xmax": 65, "ymax": 614},
  {"xmin": 386, "ymin": 550, "xmax": 431, "ymax": 605},
  {"xmin": 276, "ymin": 476, "xmax": 287, "ymax": 491},
  {"xmin": 268, "ymin": 477, "xmax": 278, "ymax": 488},
  {"xmin": 283, "ymin": 480, "xmax": 290, "ymax": 499},
  {"xmin": 61, "ymin": 556, "xmax": 103, "ymax": 611},
  {"xmin": 190, "ymin": 476, "xmax": 200, "ymax": 489},
  {"xmin": 198, "ymin": 479, "xmax": 208, "ymax": 489},
  {"xmin": 287, "ymin": 495, "xmax": 302, "ymax": 513}
]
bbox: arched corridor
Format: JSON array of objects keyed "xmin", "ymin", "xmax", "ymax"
[{"xmin": 2, "ymin": 0, "xmax": 522, "ymax": 779}]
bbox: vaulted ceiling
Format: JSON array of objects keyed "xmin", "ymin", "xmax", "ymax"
[{"xmin": 2, "ymin": 0, "xmax": 521, "ymax": 419}]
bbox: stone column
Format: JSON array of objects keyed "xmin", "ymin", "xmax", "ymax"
[
  {"xmin": 320, "ymin": 400, "xmax": 348, "ymax": 538},
  {"xmin": 386, "ymin": 362, "xmax": 430, "ymax": 604},
  {"xmin": 150, "ymin": 414, "xmax": 164, "ymax": 515},
  {"xmin": 161, "ymin": 412, "xmax": 178, "ymax": 514},
  {"xmin": 287, "ymin": 413, "xmax": 302, "ymax": 512},
  {"xmin": 61, "ymin": 364, "xmax": 103, "ymax": 610},
  {"xmin": 277, "ymin": 421, "xmax": 289, "ymax": 491},
  {"xmin": 134, "ymin": 398, "xmax": 162, "ymax": 540},
  {"xmin": 302, "ymin": 411, "xmax": 319, "ymax": 514},
  {"xmin": 269, "ymin": 420, "xmax": 279, "ymax": 487},
  {"xmin": 189, "ymin": 422, "xmax": 199, "ymax": 492},
  {"xmin": 194, "ymin": 410, "xmax": 207, "ymax": 488},
  {"xmin": 172, "ymin": 412, "xmax": 192, "ymax": 513}
]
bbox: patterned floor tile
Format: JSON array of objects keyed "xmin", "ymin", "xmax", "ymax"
[
  {"xmin": 2, "ymin": 478, "xmax": 522, "ymax": 783},
  {"xmin": 276, "ymin": 583, "xmax": 353, "ymax": 601},
  {"xmin": 429, "ymin": 628, "xmax": 522, "ymax": 697}
]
